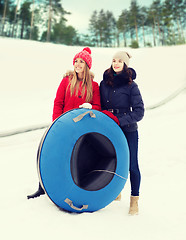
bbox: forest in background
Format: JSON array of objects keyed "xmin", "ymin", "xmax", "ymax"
[{"xmin": 0, "ymin": 0, "xmax": 185, "ymax": 48}]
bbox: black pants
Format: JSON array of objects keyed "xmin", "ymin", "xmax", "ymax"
[{"xmin": 123, "ymin": 130, "xmax": 141, "ymax": 196}]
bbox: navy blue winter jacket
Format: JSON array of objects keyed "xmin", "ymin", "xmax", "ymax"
[{"xmin": 100, "ymin": 68, "xmax": 144, "ymax": 132}]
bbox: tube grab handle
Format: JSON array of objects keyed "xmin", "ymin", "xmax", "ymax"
[
  {"xmin": 64, "ymin": 198, "xmax": 88, "ymax": 211},
  {"xmin": 73, "ymin": 111, "xmax": 96, "ymax": 122}
]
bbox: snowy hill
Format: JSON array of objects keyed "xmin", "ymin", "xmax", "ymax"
[{"xmin": 0, "ymin": 37, "xmax": 186, "ymax": 240}]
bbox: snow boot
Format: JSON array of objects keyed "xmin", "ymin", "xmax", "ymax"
[
  {"xmin": 129, "ymin": 196, "xmax": 139, "ymax": 215},
  {"xmin": 115, "ymin": 193, "xmax": 121, "ymax": 201},
  {"xmin": 27, "ymin": 183, "xmax": 45, "ymax": 199}
]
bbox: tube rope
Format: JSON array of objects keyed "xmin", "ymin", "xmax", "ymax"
[{"xmin": 90, "ymin": 170, "xmax": 128, "ymax": 180}]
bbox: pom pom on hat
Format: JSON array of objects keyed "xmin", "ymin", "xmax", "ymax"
[
  {"xmin": 73, "ymin": 47, "xmax": 92, "ymax": 69},
  {"xmin": 83, "ymin": 47, "xmax": 91, "ymax": 54},
  {"xmin": 113, "ymin": 51, "xmax": 131, "ymax": 66}
]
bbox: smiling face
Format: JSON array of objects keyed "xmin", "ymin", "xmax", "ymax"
[
  {"xmin": 112, "ymin": 58, "xmax": 124, "ymax": 74},
  {"xmin": 74, "ymin": 58, "xmax": 86, "ymax": 75}
]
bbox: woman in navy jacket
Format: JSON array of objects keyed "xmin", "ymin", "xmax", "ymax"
[{"xmin": 100, "ymin": 51, "xmax": 144, "ymax": 215}]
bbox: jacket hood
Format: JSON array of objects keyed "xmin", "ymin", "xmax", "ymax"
[
  {"xmin": 103, "ymin": 67, "xmax": 136, "ymax": 87},
  {"xmin": 63, "ymin": 70, "xmax": 95, "ymax": 79}
]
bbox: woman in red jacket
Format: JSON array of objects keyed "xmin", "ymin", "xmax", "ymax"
[
  {"xmin": 27, "ymin": 47, "xmax": 101, "ymax": 199},
  {"xmin": 52, "ymin": 47, "xmax": 101, "ymax": 121}
]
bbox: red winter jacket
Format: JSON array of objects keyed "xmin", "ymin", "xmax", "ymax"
[{"xmin": 52, "ymin": 76, "xmax": 101, "ymax": 121}]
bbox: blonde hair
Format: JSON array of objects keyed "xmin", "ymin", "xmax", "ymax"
[{"xmin": 69, "ymin": 64, "xmax": 93, "ymax": 102}]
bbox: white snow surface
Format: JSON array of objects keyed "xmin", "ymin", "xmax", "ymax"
[{"xmin": 0, "ymin": 37, "xmax": 186, "ymax": 240}]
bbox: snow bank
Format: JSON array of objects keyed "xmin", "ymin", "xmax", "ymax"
[{"xmin": 0, "ymin": 37, "xmax": 186, "ymax": 240}]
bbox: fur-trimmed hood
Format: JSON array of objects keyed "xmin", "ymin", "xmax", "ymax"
[
  {"xmin": 103, "ymin": 68, "xmax": 136, "ymax": 87},
  {"xmin": 63, "ymin": 70, "xmax": 95, "ymax": 79}
]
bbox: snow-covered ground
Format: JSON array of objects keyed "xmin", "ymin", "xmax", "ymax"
[{"xmin": 0, "ymin": 37, "xmax": 186, "ymax": 240}]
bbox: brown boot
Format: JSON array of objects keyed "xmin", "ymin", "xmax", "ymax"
[
  {"xmin": 129, "ymin": 196, "xmax": 139, "ymax": 215},
  {"xmin": 115, "ymin": 193, "xmax": 121, "ymax": 201}
]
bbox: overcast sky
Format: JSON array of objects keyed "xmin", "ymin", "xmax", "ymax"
[{"xmin": 62, "ymin": 0, "xmax": 154, "ymax": 34}]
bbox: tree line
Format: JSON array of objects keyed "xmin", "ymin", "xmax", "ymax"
[
  {"xmin": 0, "ymin": 0, "xmax": 84, "ymax": 45},
  {"xmin": 0, "ymin": 0, "xmax": 185, "ymax": 47},
  {"xmin": 89, "ymin": 0, "xmax": 186, "ymax": 47}
]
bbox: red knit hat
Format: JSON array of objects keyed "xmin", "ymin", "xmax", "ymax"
[{"xmin": 73, "ymin": 47, "xmax": 92, "ymax": 69}]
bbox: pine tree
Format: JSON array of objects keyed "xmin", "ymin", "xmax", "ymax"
[
  {"xmin": 139, "ymin": 6, "xmax": 148, "ymax": 47},
  {"xmin": 1, "ymin": 0, "xmax": 8, "ymax": 34},
  {"xmin": 29, "ymin": 0, "xmax": 35, "ymax": 39},
  {"xmin": 162, "ymin": 0, "xmax": 174, "ymax": 45},
  {"xmin": 129, "ymin": 0, "xmax": 140, "ymax": 45},
  {"xmin": 103, "ymin": 11, "xmax": 116, "ymax": 47},
  {"xmin": 12, "ymin": 0, "xmax": 20, "ymax": 38},
  {"xmin": 0, "ymin": 0, "xmax": 4, "ymax": 15},
  {"xmin": 89, "ymin": 10, "xmax": 99, "ymax": 46},
  {"xmin": 172, "ymin": 0, "xmax": 186, "ymax": 43},
  {"xmin": 19, "ymin": 1, "xmax": 32, "ymax": 39},
  {"xmin": 117, "ymin": 10, "xmax": 129, "ymax": 47},
  {"xmin": 43, "ymin": 0, "xmax": 69, "ymax": 42}
]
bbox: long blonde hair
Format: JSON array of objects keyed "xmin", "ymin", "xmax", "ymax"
[{"xmin": 69, "ymin": 64, "xmax": 93, "ymax": 102}]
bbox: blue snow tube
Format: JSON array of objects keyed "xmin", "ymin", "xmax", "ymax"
[{"xmin": 37, "ymin": 109, "xmax": 129, "ymax": 213}]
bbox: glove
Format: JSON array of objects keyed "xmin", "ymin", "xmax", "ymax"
[
  {"xmin": 79, "ymin": 103, "xmax": 92, "ymax": 109},
  {"xmin": 102, "ymin": 110, "xmax": 120, "ymax": 125}
]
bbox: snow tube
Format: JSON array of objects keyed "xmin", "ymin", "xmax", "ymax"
[{"xmin": 37, "ymin": 109, "xmax": 129, "ymax": 213}]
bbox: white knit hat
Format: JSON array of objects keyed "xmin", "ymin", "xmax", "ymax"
[{"xmin": 113, "ymin": 51, "xmax": 132, "ymax": 66}]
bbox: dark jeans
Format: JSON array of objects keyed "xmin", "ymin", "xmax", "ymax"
[{"xmin": 123, "ymin": 130, "xmax": 141, "ymax": 196}]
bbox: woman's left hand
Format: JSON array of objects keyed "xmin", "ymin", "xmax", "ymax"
[{"xmin": 79, "ymin": 103, "xmax": 92, "ymax": 109}]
